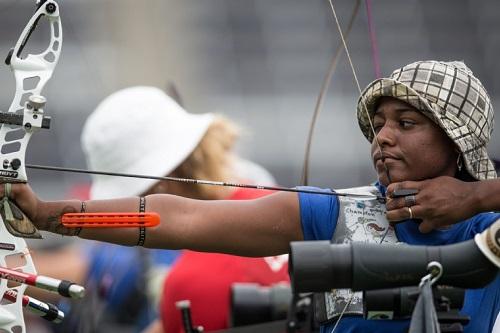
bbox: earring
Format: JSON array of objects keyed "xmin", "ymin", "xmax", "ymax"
[{"xmin": 457, "ymin": 154, "xmax": 463, "ymax": 172}]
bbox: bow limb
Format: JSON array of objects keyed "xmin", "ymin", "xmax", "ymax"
[{"xmin": 0, "ymin": 2, "xmax": 62, "ymax": 331}]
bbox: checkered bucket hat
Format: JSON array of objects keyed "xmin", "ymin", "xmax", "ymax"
[{"xmin": 357, "ymin": 60, "xmax": 497, "ymax": 180}]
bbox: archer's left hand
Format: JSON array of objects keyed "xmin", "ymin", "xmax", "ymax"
[{"xmin": 385, "ymin": 176, "xmax": 479, "ymax": 233}]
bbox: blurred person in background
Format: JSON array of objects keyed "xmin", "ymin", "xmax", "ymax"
[{"xmin": 80, "ymin": 86, "xmax": 288, "ymax": 333}]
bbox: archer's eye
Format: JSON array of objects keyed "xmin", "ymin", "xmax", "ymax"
[
  {"xmin": 373, "ymin": 122, "xmax": 384, "ymax": 133},
  {"xmin": 400, "ymin": 120, "xmax": 416, "ymax": 129}
]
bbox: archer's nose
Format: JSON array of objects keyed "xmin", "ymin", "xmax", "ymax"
[{"xmin": 374, "ymin": 123, "xmax": 396, "ymax": 147}]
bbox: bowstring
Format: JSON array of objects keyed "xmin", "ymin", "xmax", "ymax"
[
  {"xmin": 326, "ymin": 0, "xmax": 392, "ymax": 184},
  {"xmin": 325, "ymin": 1, "xmax": 390, "ymax": 330}
]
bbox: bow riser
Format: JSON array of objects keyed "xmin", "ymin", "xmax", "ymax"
[
  {"xmin": 0, "ymin": 2, "xmax": 61, "ymax": 331},
  {"xmin": 2, "ymin": 2, "xmax": 61, "ymax": 183}
]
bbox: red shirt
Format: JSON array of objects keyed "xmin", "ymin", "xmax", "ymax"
[{"xmin": 160, "ymin": 188, "xmax": 289, "ymax": 332}]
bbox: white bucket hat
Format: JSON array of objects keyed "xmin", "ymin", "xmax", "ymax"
[{"xmin": 81, "ymin": 86, "xmax": 214, "ymax": 199}]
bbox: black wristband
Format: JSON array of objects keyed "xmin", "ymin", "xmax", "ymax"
[
  {"xmin": 74, "ymin": 201, "xmax": 86, "ymax": 236},
  {"xmin": 137, "ymin": 197, "xmax": 146, "ymax": 246}
]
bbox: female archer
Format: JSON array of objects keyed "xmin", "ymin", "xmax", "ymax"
[{"xmin": 5, "ymin": 60, "xmax": 500, "ymax": 332}]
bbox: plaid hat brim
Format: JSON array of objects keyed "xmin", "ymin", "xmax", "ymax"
[{"xmin": 357, "ymin": 78, "xmax": 497, "ymax": 181}]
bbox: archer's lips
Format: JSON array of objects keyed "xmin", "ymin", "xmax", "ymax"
[
  {"xmin": 373, "ymin": 152, "xmax": 401, "ymax": 163},
  {"xmin": 375, "ymin": 158, "xmax": 400, "ymax": 169}
]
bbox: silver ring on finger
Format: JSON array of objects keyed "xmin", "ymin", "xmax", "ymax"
[{"xmin": 405, "ymin": 194, "xmax": 417, "ymax": 207}]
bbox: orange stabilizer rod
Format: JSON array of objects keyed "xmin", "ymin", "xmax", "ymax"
[{"xmin": 62, "ymin": 212, "xmax": 160, "ymax": 228}]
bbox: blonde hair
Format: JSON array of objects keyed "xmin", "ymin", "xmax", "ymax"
[{"xmin": 172, "ymin": 115, "xmax": 240, "ymax": 199}]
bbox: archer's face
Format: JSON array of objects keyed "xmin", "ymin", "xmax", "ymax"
[{"xmin": 370, "ymin": 97, "xmax": 458, "ymax": 186}]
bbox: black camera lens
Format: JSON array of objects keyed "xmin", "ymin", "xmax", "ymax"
[
  {"xmin": 363, "ymin": 286, "xmax": 465, "ymax": 320},
  {"xmin": 230, "ymin": 283, "xmax": 291, "ymax": 327}
]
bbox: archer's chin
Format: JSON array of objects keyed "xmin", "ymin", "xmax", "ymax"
[
  {"xmin": 378, "ymin": 175, "xmax": 390, "ymax": 187},
  {"xmin": 376, "ymin": 170, "xmax": 408, "ymax": 187},
  {"xmin": 373, "ymin": 164, "xmax": 390, "ymax": 186}
]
